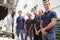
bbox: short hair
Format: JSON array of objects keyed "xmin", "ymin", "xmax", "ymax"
[
  {"xmin": 41, "ymin": 9, "xmax": 43, "ymax": 13},
  {"xmin": 43, "ymin": 0, "xmax": 50, "ymax": 5},
  {"xmin": 18, "ymin": 10, "xmax": 22, "ymax": 13},
  {"xmin": 27, "ymin": 13, "xmax": 31, "ymax": 16},
  {"xmin": 38, "ymin": 9, "xmax": 43, "ymax": 13},
  {"xmin": 43, "ymin": 0, "xmax": 49, "ymax": 2},
  {"xmin": 32, "ymin": 8, "xmax": 37, "ymax": 12}
]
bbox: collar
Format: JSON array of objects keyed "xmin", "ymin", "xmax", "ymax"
[{"xmin": 45, "ymin": 10, "xmax": 51, "ymax": 14}]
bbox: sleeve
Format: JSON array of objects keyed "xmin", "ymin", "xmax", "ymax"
[
  {"xmin": 51, "ymin": 11, "xmax": 57, "ymax": 19},
  {"xmin": 34, "ymin": 18, "xmax": 37, "ymax": 24}
]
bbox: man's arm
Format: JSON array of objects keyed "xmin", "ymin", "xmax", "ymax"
[
  {"xmin": 41, "ymin": 18, "xmax": 56, "ymax": 35},
  {"xmin": 44, "ymin": 18, "xmax": 57, "ymax": 31},
  {"xmin": 24, "ymin": 21, "xmax": 27, "ymax": 33},
  {"xmin": 28, "ymin": 24, "xmax": 33, "ymax": 34},
  {"xmin": 34, "ymin": 23, "xmax": 37, "ymax": 32},
  {"xmin": 29, "ymin": 24, "xmax": 33, "ymax": 31}
]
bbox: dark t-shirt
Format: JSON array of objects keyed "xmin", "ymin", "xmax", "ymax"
[
  {"xmin": 16, "ymin": 16, "xmax": 25, "ymax": 30},
  {"xmin": 26, "ymin": 19, "xmax": 33, "ymax": 31},
  {"xmin": 42, "ymin": 10, "xmax": 57, "ymax": 33},
  {"xmin": 34, "ymin": 15, "xmax": 41, "ymax": 30}
]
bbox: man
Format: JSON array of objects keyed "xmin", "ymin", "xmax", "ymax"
[
  {"xmin": 2, "ymin": 8, "xmax": 17, "ymax": 39},
  {"xmin": 36, "ymin": 9, "xmax": 43, "ymax": 36},
  {"xmin": 25, "ymin": 13, "xmax": 33, "ymax": 40},
  {"xmin": 16, "ymin": 10, "xmax": 25, "ymax": 40},
  {"xmin": 32, "ymin": 9, "xmax": 43, "ymax": 40},
  {"xmin": 32, "ymin": 8, "xmax": 38, "ymax": 40},
  {"xmin": 41, "ymin": 0, "xmax": 57, "ymax": 40}
]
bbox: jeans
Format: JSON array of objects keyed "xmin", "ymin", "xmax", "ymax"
[
  {"xmin": 42, "ymin": 33, "xmax": 56, "ymax": 40},
  {"xmin": 25, "ymin": 31, "xmax": 32, "ymax": 40},
  {"xmin": 16, "ymin": 29, "xmax": 24, "ymax": 40}
]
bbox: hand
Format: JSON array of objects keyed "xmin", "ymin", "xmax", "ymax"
[
  {"xmin": 41, "ymin": 28, "xmax": 47, "ymax": 35},
  {"xmin": 36, "ymin": 31, "xmax": 39, "ymax": 36},
  {"xmin": 36, "ymin": 29, "xmax": 41, "ymax": 36},
  {"xmin": 25, "ymin": 29, "xmax": 27, "ymax": 33}
]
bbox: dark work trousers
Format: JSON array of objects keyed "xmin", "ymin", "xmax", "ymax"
[{"xmin": 33, "ymin": 29, "xmax": 43, "ymax": 40}]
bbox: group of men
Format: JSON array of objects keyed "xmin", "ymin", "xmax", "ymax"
[{"xmin": 2, "ymin": 0, "xmax": 57, "ymax": 40}]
